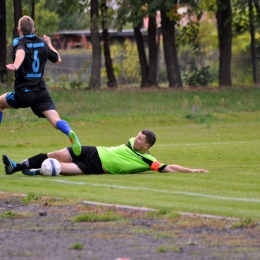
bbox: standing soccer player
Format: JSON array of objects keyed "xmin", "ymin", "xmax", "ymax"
[{"xmin": 0, "ymin": 15, "xmax": 81, "ymax": 156}]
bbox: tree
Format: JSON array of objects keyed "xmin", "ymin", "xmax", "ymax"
[
  {"xmin": 34, "ymin": 0, "xmax": 59, "ymax": 37},
  {"xmin": 31, "ymin": 0, "xmax": 35, "ymax": 20},
  {"xmin": 56, "ymin": 0, "xmax": 90, "ymax": 30},
  {"xmin": 216, "ymin": 0, "xmax": 232, "ymax": 87},
  {"xmin": 13, "ymin": 0, "xmax": 22, "ymax": 38},
  {"xmin": 0, "ymin": 0, "xmax": 7, "ymax": 83},
  {"xmin": 116, "ymin": 0, "xmax": 150, "ymax": 87},
  {"xmin": 147, "ymin": 14, "xmax": 158, "ymax": 87},
  {"xmin": 101, "ymin": 0, "xmax": 118, "ymax": 88},
  {"xmin": 249, "ymin": 0, "xmax": 258, "ymax": 84},
  {"xmin": 89, "ymin": 0, "xmax": 101, "ymax": 89},
  {"xmin": 161, "ymin": 4, "xmax": 182, "ymax": 88},
  {"xmin": 134, "ymin": 24, "xmax": 149, "ymax": 87}
]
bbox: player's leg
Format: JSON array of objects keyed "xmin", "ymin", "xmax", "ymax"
[
  {"xmin": 2, "ymin": 148, "xmax": 83, "ymax": 175},
  {"xmin": 48, "ymin": 148, "xmax": 83, "ymax": 175},
  {"xmin": 59, "ymin": 162, "xmax": 84, "ymax": 175},
  {"xmin": 0, "ymin": 93, "xmax": 13, "ymax": 124},
  {"xmin": 23, "ymin": 162, "xmax": 83, "ymax": 176},
  {"xmin": 31, "ymin": 88, "xmax": 82, "ymax": 156},
  {"xmin": 2, "ymin": 154, "xmax": 17, "ymax": 174},
  {"xmin": 47, "ymin": 148, "xmax": 72, "ymax": 162},
  {"xmin": 42, "ymin": 109, "xmax": 82, "ymax": 156},
  {"xmin": 2, "ymin": 153, "xmax": 47, "ymax": 174},
  {"xmin": 23, "ymin": 148, "xmax": 83, "ymax": 175},
  {"xmin": 2, "ymin": 148, "xmax": 69, "ymax": 175}
]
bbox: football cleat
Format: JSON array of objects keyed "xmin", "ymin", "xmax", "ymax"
[
  {"xmin": 22, "ymin": 169, "xmax": 42, "ymax": 176},
  {"xmin": 69, "ymin": 130, "xmax": 82, "ymax": 156},
  {"xmin": 2, "ymin": 154, "xmax": 17, "ymax": 175}
]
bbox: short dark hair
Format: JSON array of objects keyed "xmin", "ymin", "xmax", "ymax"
[
  {"xmin": 142, "ymin": 129, "xmax": 156, "ymax": 147},
  {"xmin": 18, "ymin": 16, "xmax": 34, "ymax": 35}
]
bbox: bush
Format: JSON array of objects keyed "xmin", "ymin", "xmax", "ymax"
[{"xmin": 182, "ymin": 60, "xmax": 214, "ymax": 87}]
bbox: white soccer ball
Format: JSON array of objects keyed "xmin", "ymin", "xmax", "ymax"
[{"xmin": 41, "ymin": 158, "xmax": 61, "ymax": 176}]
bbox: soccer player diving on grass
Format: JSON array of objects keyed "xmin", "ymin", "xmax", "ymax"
[
  {"xmin": 0, "ymin": 15, "xmax": 81, "ymax": 156},
  {"xmin": 2, "ymin": 129, "xmax": 208, "ymax": 176}
]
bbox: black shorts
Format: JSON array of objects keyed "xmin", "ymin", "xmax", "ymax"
[
  {"xmin": 6, "ymin": 88, "xmax": 56, "ymax": 118},
  {"xmin": 67, "ymin": 146, "xmax": 105, "ymax": 174}
]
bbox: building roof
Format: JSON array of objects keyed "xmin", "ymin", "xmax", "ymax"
[{"xmin": 53, "ymin": 29, "xmax": 148, "ymax": 37}]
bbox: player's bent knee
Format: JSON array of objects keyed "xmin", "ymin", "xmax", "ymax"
[{"xmin": 47, "ymin": 148, "xmax": 71, "ymax": 162}]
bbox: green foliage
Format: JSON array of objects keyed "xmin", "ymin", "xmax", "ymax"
[
  {"xmin": 116, "ymin": 0, "xmax": 147, "ymax": 30},
  {"xmin": 231, "ymin": 218, "xmax": 254, "ymax": 228},
  {"xmin": 182, "ymin": 60, "xmax": 214, "ymax": 87},
  {"xmin": 56, "ymin": 0, "xmax": 90, "ymax": 31},
  {"xmin": 157, "ymin": 245, "xmax": 182, "ymax": 253},
  {"xmin": 232, "ymin": 4, "xmax": 250, "ymax": 33},
  {"xmin": 22, "ymin": 192, "xmax": 39, "ymax": 204},
  {"xmin": 0, "ymin": 211, "xmax": 19, "ymax": 219},
  {"xmin": 45, "ymin": 0, "xmax": 90, "ymax": 30},
  {"xmin": 72, "ymin": 211, "xmax": 121, "ymax": 223},
  {"xmin": 34, "ymin": 0, "xmax": 59, "ymax": 36},
  {"xmin": 5, "ymin": 0, "xmax": 14, "ymax": 44},
  {"xmin": 57, "ymin": 0, "xmax": 89, "ymax": 16},
  {"xmin": 196, "ymin": 14, "xmax": 218, "ymax": 54},
  {"xmin": 109, "ymin": 41, "xmax": 141, "ymax": 84},
  {"xmin": 6, "ymin": 0, "xmax": 60, "ymax": 39},
  {"xmin": 148, "ymin": 208, "xmax": 179, "ymax": 220},
  {"xmin": 177, "ymin": 20, "xmax": 200, "ymax": 55},
  {"xmin": 69, "ymin": 242, "xmax": 84, "ymax": 250},
  {"xmin": 70, "ymin": 80, "xmax": 82, "ymax": 89}
]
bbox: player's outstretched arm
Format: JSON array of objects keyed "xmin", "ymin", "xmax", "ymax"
[
  {"xmin": 43, "ymin": 34, "xmax": 61, "ymax": 64},
  {"xmin": 6, "ymin": 49, "xmax": 25, "ymax": 71},
  {"xmin": 161, "ymin": 164, "xmax": 209, "ymax": 173}
]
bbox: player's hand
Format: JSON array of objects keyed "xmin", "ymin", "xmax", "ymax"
[
  {"xmin": 6, "ymin": 64, "xmax": 17, "ymax": 71},
  {"xmin": 43, "ymin": 35, "xmax": 51, "ymax": 45},
  {"xmin": 191, "ymin": 169, "xmax": 209, "ymax": 173}
]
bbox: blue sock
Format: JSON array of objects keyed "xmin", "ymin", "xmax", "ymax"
[
  {"xmin": 56, "ymin": 120, "xmax": 71, "ymax": 135},
  {"xmin": 0, "ymin": 112, "xmax": 3, "ymax": 124}
]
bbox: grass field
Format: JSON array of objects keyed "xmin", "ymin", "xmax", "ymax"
[{"xmin": 0, "ymin": 87, "xmax": 260, "ymax": 220}]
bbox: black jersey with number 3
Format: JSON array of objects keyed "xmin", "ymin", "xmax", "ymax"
[{"xmin": 13, "ymin": 34, "xmax": 58, "ymax": 91}]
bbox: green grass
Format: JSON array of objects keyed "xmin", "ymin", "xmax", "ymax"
[
  {"xmin": 69, "ymin": 243, "xmax": 84, "ymax": 250},
  {"xmin": 72, "ymin": 211, "xmax": 121, "ymax": 223},
  {"xmin": 0, "ymin": 211, "xmax": 21, "ymax": 219},
  {"xmin": 1, "ymin": 87, "xmax": 260, "ymax": 219}
]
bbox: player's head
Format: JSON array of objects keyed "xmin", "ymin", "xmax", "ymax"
[
  {"xmin": 18, "ymin": 16, "xmax": 35, "ymax": 35},
  {"xmin": 141, "ymin": 129, "xmax": 156, "ymax": 148}
]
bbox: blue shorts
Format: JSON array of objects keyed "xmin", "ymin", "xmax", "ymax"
[{"xmin": 6, "ymin": 88, "xmax": 56, "ymax": 118}]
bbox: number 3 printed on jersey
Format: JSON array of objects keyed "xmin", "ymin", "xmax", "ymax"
[{"xmin": 32, "ymin": 50, "xmax": 40, "ymax": 72}]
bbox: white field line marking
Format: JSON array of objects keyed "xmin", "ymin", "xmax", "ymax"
[{"xmin": 20, "ymin": 177, "xmax": 260, "ymax": 203}]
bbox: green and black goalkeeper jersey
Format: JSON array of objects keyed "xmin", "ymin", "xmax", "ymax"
[{"xmin": 97, "ymin": 138, "xmax": 167, "ymax": 174}]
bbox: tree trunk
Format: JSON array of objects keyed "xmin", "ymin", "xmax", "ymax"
[
  {"xmin": 134, "ymin": 25, "xmax": 149, "ymax": 87},
  {"xmin": 13, "ymin": 0, "xmax": 22, "ymax": 38},
  {"xmin": 101, "ymin": 1, "xmax": 117, "ymax": 88},
  {"xmin": 88, "ymin": 0, "xmax": 101, "ymax": 89},
  {"xmin": 216, "ymin": 0, "xmax": 232, "ymax": 87},
  {"xmin": 160, "ymin": 10, "xmax": 182, "ymax": 88},
  {"xmin": 0, "ymin": 0, "xmax": 7, "ymax": 83},
  {"xmin": 31, "ymin": 0, "xmax": 35, "ymax": 21},
  {"xmin": 156, "ymin": 27, "xmax": 162, "ymax": 87},
  {"xmin": 253, "ymin": 0, "xmax": 260, "ymax": 17},
  {"xmin": 249, "ymin": 0, "xmax": 258, "ymax": 84},
  {"xmin": 148, "ymin": 16, "xmax": 157, "ymax": 87}
]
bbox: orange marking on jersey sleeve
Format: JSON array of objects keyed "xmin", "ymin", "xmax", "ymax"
[{"xmin": 150, "ymin": 161, "xmax": 161, "ymax": 171}]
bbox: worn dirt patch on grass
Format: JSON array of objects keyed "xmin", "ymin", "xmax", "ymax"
[{"xmin": 0, "ymin": 192, "xmax": 259, "ymax": 260}]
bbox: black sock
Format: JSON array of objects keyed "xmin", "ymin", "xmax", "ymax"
[{"xmin": 17, "ymin": 153, "xmax": 48, "ymax": 170}]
